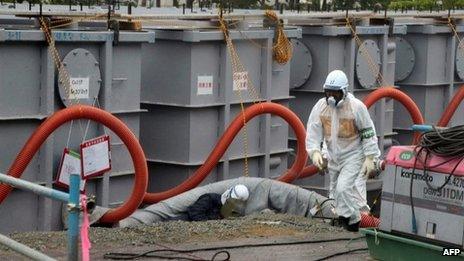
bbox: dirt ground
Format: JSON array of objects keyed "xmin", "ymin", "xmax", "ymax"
[{"xmin": 0, "ymin": 213, "xmax": 370, "ymax": 260}]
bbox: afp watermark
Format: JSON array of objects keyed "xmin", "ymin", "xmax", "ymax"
[{"xmin": 442, "ymin": 248, "xmax": 462, "ymax": 256}]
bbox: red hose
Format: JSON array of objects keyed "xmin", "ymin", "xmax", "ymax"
[
  {"xmin": 143, "ymin": 102, "xmax": 308, "ymax": 203},
  {"xmin": 0, "ymin": 105, "xmax": 148, "ymax": 224},
  {"xmin": 438, "ymin": 84, "xmax": 464, "ymax": 127},
  {"xmin": 298, "ymin": 87, "xmax": 425, "ymax": 180},
  {"xmin": 298, "ymin": 165, "xmax": 319, "ymax": 180},
  {"xmin": 363, "ymin": 87, "xmax": 424, "ymax": 143},
  {"xmin": 360, "ymin": 213, "xmax": 381, "ymax": 228}
]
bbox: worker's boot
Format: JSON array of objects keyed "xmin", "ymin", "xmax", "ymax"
[
  {"xmin": 346, "ymin": 221, "xmax": 360, "ymax": 232},
  {"xmin": 339, "ymin": 216, "xmax": 360, "ymax": 232},
  {"xmin": 338, "ymin": 216, "xmax": 350, "ymax": 230}
]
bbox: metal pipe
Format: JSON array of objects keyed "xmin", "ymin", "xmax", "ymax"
[
  {"xmin": 0, "ymin": 173, "xmax": 68, "ymax": 202},
  {"xmin": 0, "ymin": 233, "xmax": 55, "ymax": 261},
  {"xmin": 67, "ymin": 174, "xmax": 80, "ymax": 261}
]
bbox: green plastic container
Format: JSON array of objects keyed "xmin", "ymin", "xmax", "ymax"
[{"xmin": 360, "ymin": 228, "xmax": 464, "ymax": 261}]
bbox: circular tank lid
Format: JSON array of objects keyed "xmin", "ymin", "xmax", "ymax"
[
  {"xmin": 290, "ymin": 39, "xmax": 313, "ymax": 89},
  {"xmin": 356, "ymin": 39, "xmax": 381, "ymax": 89},
  {"xmin": 58, "ymin": 48, "xmax": 102, "ymax": 108},
  {"xmin": 456, "ymin": 45, "xmax": 464, "ymax": 81},
  {"xmin": 395, "ymin": 37, "xmax": 415, "ymax": 82}
]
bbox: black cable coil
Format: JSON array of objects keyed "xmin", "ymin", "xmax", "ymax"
[
  {"xmin": 415, "ymin": 125, "xmax": 464, "ymax": 191},
  {"xmin": 408, "ymin": 125, "xmax": 464, "ymax": 234}
]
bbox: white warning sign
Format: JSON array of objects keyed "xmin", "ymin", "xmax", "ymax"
[
  {"xmin": 55, "ymin": 148, "xmax": 86, "ymax": 191},
  {"xmin": 80, "ymin": 135, "xmax": 111, "ymax": 179},
  {"xmin": 233, "ymin": 72, "xmax": 248, "ymax": 91},
  {"xmin": 197, "ymin": 75, "xmax": 214, "ymax": 95},
  {"xmin": 69, "ymin": 77, "xmax": 90, "ymax": 99}
]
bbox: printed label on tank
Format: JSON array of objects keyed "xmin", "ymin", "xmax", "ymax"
[
  {"xmin": 233, "ymin": 72, "xmax": 248, "ymax": 91},
  {"xmin": 69, "ymin": 77, "xmax": 90, "ymax": 99},
  {"xmin": 197, "ymin": 75, "xmax": 214, "ymax": 95}
]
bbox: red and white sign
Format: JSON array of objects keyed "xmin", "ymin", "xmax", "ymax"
[
  {"xmin": 80, "ymin": 135, "xmax": 111, "ymax": 179},
  {"xmin": 197, "ymin": 75, "xmax": 214, "ymax": 95},
  {"xmin": 55, "ymin": 148, "xmax": 86, "ymax": 192},
  {"xmin": 233, "ymin": 72, "xmax": 248, "ymax": 91}
]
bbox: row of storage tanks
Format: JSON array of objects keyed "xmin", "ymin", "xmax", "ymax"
[{"xmin": 0, "ymin": 15, "xmax": 463, "ymax": 233}]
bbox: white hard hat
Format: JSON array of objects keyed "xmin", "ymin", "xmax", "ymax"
[
  {"xmin": 221, "ymin": 184, "xmax": 249, "ymax": 205},
  {"xmin": 323, "ymin": 70, "xmax": 349, "ymax": 91}
]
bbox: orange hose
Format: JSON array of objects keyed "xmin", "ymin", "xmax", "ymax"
[
  {"xmin": 363, "ymin": 87, "xmax": 425, "ymax": 144},
  {"xmin": 0, "ymin": 105, "xmax": 148, "ymax": 224},
  {"xmin": 143, "ymin": 102, "xmax": 308, "ymax": 203},
  {"xmin": 298, "ymin": 87, "xmax": 425, "ymax": 180},
  {"xmin": 438, "ymin": 84, "xmax": 464, "ymax": 127},
  {"xmin": 298, "ymin": 165, "xmax": 319, "ymax": 180}
]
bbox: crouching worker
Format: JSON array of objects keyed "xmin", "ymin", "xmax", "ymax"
[{"xmin": 186, "ymin": 184, "xmax": 250, "ymax": 221}]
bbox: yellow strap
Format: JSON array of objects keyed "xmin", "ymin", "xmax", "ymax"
[{"xmin": 39, "ymin": 17, "xmax": 79, "ymax": 107}]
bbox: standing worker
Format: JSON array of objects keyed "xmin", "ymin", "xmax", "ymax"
[{"xmin": 305, "ymin": 70, "xmax": 380, "ymax": 232}]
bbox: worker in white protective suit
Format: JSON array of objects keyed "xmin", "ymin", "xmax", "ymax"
[{"xmin": 305, "ymin": 70, "xmax": 380, "ymax": 232}]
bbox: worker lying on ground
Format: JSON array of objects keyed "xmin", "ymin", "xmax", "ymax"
[
  {"xmin": 186, "ymin": 184, "xmax": 250, "ymax": 221},
  {"xmin": 81, "ymin": 177, "xmax": 353, "ymax": 228},
  {"xmin": 306, "ymin": 69, "xmax": 381, "ymax": 232}
]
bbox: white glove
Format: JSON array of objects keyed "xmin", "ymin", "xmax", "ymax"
[
  {"xmin": 311, "ymin": 150, "xmax": 325, "ymax": 170},
  {"xmin": 361, "ymin": 155, "xmax": 376, "ymax": 177}
]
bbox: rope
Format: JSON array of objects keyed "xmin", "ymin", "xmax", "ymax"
[
  {"xmin": 219, "ymin": 12, "xmax": 251, "ymax": 178},
  {"xmin": 40, "ymin": 16, "xmax": 106, "ymax": 152},
  {"xmin": 39, "ymin": 17, "xmax": 76, "ymax": 107},
  {"xmin": 264, "ymin": 10, "xmax": 293, "ymax": 64},
  {"xmin": 215, "ymin": 11, "xmax": 292, "ymax": 177},
  {"xmin": 448, "ymin": 18, "xmax": 464, "ymax": 60},
  {"xmin": 345, "ymin": 18, "xmax": 386, "ymax": 87}
]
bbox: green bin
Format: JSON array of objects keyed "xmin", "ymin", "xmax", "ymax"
[{"xmin": 360, "ymin": 228, "xmax": 464, "ymax": 261}]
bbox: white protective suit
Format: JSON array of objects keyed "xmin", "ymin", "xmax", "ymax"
[{"xmin": 306, "ymin": 93, "xmax": 380, "ymax": 224}]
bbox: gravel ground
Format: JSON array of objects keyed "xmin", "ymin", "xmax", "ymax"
[{"xmin": 0, "ymin": 212, "xmax": 370, "ymax": 260}]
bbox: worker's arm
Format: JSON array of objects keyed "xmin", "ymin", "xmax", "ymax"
[
  {"xmin": 354, "ymin": 101, "xmax": 381, "ymax": 158},
  {"xmin": 306, "ymin": 99, "xmax": 325, "ymax": 156}
]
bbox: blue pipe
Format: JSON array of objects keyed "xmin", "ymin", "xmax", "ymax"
[
  {"xmin": 68, "ymin": 174, "xmax": 80, "ymax": 261},
  {"xmin": 0, "ymin": 172, "xmax": 82, "ymax": 260},
  {"xmin": 0, "ymin": 173, "xmax": 69, "ymax": 202},
  {"xmin": 411, "ymin": 124, "xmax": 433, "ymax": 132}
]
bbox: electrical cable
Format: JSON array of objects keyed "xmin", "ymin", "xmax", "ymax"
[
  {"xmin": 103, "ymin": 237, "xmax": 365, "ymax": 260},
  {"xmin": 410, "ymin": 150, "xmax": 419, "ymax": 234},
  {"xmin": 415, "ymin": 125, "xmax": 464, "ymax": 191},
  {"xmin": 104, "ymin": 249, "xmax": 230, "ymax": 260},
  {"xmin": 313, "ymin": 247, "xmax": 369, "ymax": 261}
]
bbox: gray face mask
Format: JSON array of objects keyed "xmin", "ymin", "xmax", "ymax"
[{"xmin": 220, "ymin": 198, "xmax": 246, "ymax": 218}]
